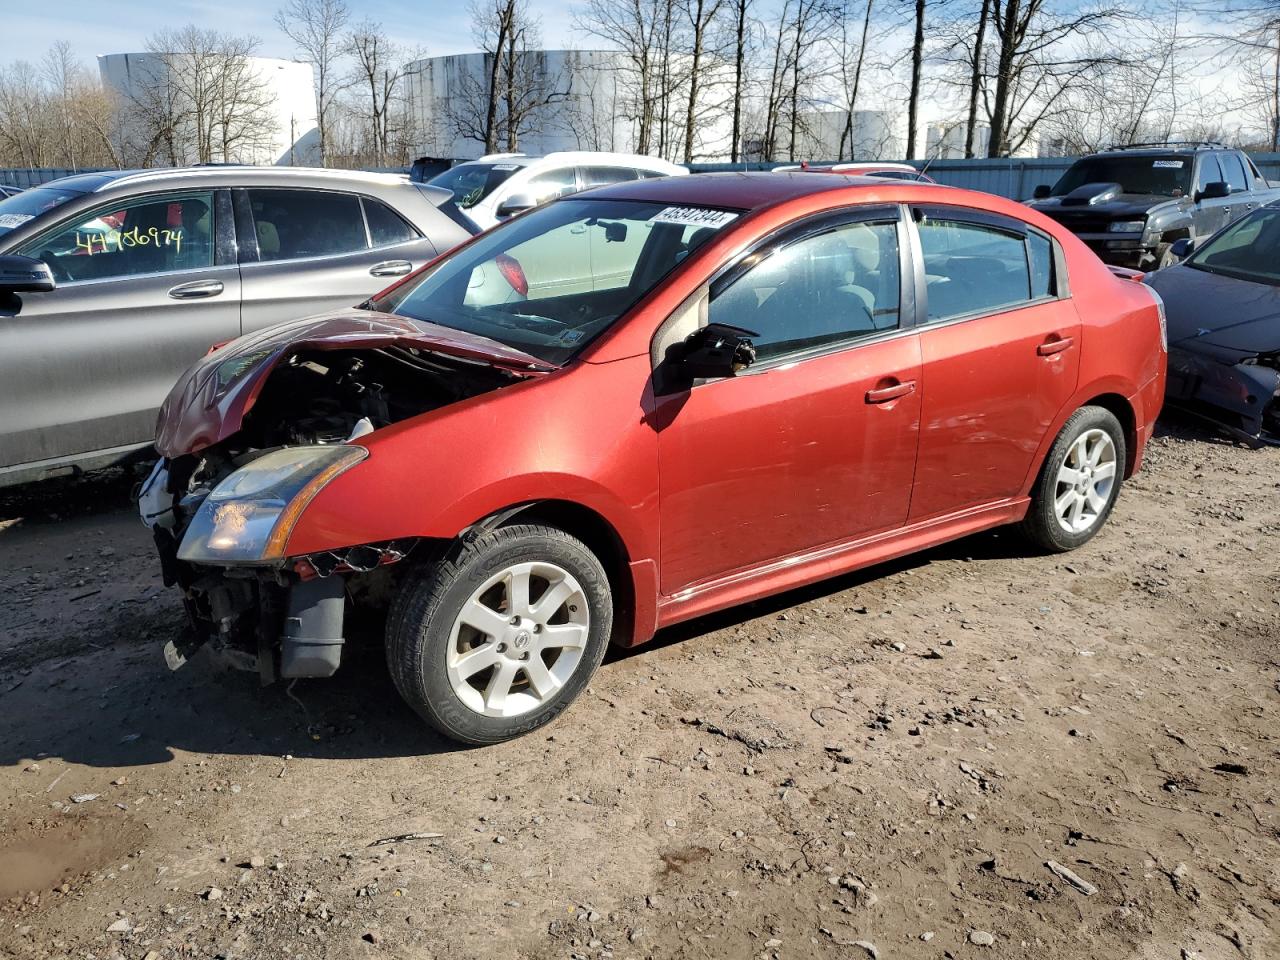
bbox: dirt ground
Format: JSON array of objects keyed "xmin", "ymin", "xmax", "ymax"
[{"xmin": 0, "ymin": 415, "xmax": 1276, "ymax": 960}]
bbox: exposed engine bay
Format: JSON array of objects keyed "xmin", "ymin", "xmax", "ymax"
[{"xmin": 142, "ymin": 344, "xmax": 520, "ymax": 679}]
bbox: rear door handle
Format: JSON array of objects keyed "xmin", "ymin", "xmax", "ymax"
[
  {"xmin": 865, "ymin": 380, "xmax": 917, "ymax": 404},
  {"xmin": 369, "ymin": 260, "xmax": 413, "ymax": 277},
  {"xmin": 168, "ymin": 279, "xmax": 224, "ymax": 300},
  {"xmin": 1037, "ymin": 336, "xmax": 1074, "ymax": 356}
]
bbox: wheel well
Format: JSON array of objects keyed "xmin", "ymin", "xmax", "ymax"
[
  {"xmin": 1083, "ymin": 393, "xmax": 1138, "ymax": 477},
  {"xmin": 492, "ymin": 500, "xmax": 636, "ymax": 646},
  {"xmin": 1159, "ymin": 227, "xmax": 1190, "ymax": 245}
]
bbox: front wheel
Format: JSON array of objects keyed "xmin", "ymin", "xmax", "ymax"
[
  {"xmin": 386, "ymin": 524, "xmax": 613, "ymax": 745},
  {"xmin": 1021, "ymin": 406, "xmax": 1126, "ymax": 552}
]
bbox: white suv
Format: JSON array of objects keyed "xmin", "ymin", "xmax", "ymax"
[{"xmin": 427, "ymin": 152, "xmax": 688, "ymax": 231}]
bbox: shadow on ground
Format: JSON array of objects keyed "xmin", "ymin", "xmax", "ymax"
[{"xmin": 0, "ymin": 414, "xmax": 1240, "ymax": 772}]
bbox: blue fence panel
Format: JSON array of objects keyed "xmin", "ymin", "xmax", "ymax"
[
  {"xmin": 7, "ymin": 153, "xmax": 1280, "ymax": 199},
  {"xmin": 0, "ymin": 167, "xmax": 112, "ymax": 188},
  {"xmin": 690, "ymin": 153, "xmax": 1280, "ymax": 200}
]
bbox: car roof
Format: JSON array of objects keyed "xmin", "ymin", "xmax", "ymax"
[
  {"xmin": 579, "ymin": 170, "xmax": 907, "ymax": 211},
  {"xmin": 41, "ymin": 166, "xmax": 414, "ymax": 195}
]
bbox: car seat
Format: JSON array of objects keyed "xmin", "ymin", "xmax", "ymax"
[{"xmin": 256, "ymin": 220, "xmax": 281, "ymax": 259}]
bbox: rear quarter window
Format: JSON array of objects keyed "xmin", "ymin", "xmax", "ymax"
[{"xmin": 362, "ymin": 197, "xmax": 419, "ymax": 246}]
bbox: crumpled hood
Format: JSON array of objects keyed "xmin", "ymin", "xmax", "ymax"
[
  {"xmin": 1148, "ymin": 264, "xmax": 1280, "ymax": 361},
  {"xmin": 154, "ymin": 310, "xmax": 551, "ymax": 458}
]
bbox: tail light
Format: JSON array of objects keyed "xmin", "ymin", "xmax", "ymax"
[{"xmin": 495, "ymin": 253, "xmax": 529, "ymax": 296}]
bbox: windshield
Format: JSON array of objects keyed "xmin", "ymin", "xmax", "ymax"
[
  {"xmin": 0, "ymin": 186, "xmax": 84, "ymax": 238},
  {"xmin": 427, "ymin": 162, "xmax": 523, "ymax": 209},
  {"xmin": 1186, "ymin": 207, "xmax": 1280, "ymax": 285},
  {"xmin": 1051, "ymin": 155, "xmax": 1192, "ymax": 198},
  {"xmin": 373, "ymin": 198, "xmax": 739, "ymax": 365}
]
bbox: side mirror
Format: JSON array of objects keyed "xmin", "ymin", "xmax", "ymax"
[
  {"xmin": 495, "ymin": 191, "xmax": 538, "ymax": 219},
  {"xmin": 1196, "ymin": 181, "xmax": 1230, "ymax": 202},
  {"xmin": 1170, "ymin": 238, "xmax": 1195, "ymax": 260},
  {"xmin": 1032, "ymin": 184, "xmax": 1052, "ymax": 200},
  {"xmin": 0, "ymin": 254, "xmax": 55, "ymax": 293},
  {"xmin": 676, "ymin": 322, "xmax": 758, "ymax": 380}
]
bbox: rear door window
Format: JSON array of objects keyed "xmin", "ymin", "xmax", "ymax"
[
  {"xmin": 579, "ymin": 166, "xmax": 639, "ymax": 189},
  {"xmin": 1196, "ymin": 154, "xmax": 1224, "ymax": 193},
  {"xmin": 1028, "ymin": 232, "xmax": 1055, "ymax": 299},
  {"xmin": 916, "ymin": 214, "xmax": 1032, "ymax": 322},
  {"xmin": 19, "ymin": 191, "xmax": 216, "ymax": 282},
  {"xmin": 246, "ymin": 189, "xmax": 368, "ymax": 262},
  {"xmin": 362, "ymin": 197, "xmax": 418, "ymax": 247},
  {"xmin": 1219, "ymin": 153, "xmax": 1249, "ymax": 193}
]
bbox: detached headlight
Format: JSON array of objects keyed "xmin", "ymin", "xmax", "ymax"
[
  {"xmin": 1108, "ymin": 220, "xmax": 1146, "ymax": 233},
  {"xmin": 178, "ymin": 445, "xmax": 368, "ymax": 565}
]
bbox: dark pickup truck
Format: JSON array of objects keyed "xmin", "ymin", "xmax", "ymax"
[{"xmin": 1026, "ymin": 142, "xmax": 1278, "ymax": 270}]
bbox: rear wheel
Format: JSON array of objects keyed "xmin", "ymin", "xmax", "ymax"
[
  {"xmin": 386, "ymin": 524, "xmax": 612, "ymax": 745},
  {"xmin": 1021, "ymin": 406, "xmax": 1126, "ymax": 552}
]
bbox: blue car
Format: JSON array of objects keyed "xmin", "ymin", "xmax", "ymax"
[{"xmin": 1147, "ymin": 202, "xmax": 1280, "ymax": 444}]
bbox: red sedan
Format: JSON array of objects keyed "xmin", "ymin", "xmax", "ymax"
[{"xmin": 142, "ymin": 172, "xmax": 1167, "ymax": 744}]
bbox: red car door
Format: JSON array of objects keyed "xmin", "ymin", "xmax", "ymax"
[
  {"xmin": 907, "ymin": 207, "xmax": 1080, "ymax": 522},
  {"xmin": 653, "ymin": 210, "xmax": 923, "ymax": 595}
]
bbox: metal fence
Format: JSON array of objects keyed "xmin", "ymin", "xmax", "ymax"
[
  {"xmin": 9, "ymin": 153, "xmax": 1280, "ymax": 201},
  {"xmin": 0, "ymin": 167, "xmax": 110, "ymax": 188},
  {"xmin": 691, "ymin": 153, "xmax": 1280, "ymax": 200}
]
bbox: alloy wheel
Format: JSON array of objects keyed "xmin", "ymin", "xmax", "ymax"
[
  {"xmin": 1053, "ymin": 428, "xmax": 1118, "ymax": 534},
  {"xmin": 446, "ymin": 561, "xmax": 590, "ymax": 717}
]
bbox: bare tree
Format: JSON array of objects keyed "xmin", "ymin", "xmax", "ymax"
[
  {"xmin": 832, "ymin": 0, "xmax": 875, "ymax": 160},
  {"xmin": 274, "ymin": 0, "xmax": 349, "ymax": 164},
  {"xmin": 983, "ymin": 0, "xmax": 1120, "ymax": 157},
  {"xmin": 680, "ymin": 0, "xmax": 727, "ymax": 162},
  {"xmin": 125, "ymin": 27, "xmax": 278, "ymax": 165},
  {"xmin": 904, "ymin": 0, "xmax": 927, "ymax": 159},
  {"xmin": 963, "ymin": 0, "xmax": 989, "ymax": 156},
  {"xmin": 577, "ymin": 0, "xmax": 668, "ymax": 153},
  {"xmin": 725, "ymin": 0, "xmax": 755, "ymax": 162},
  {"xmin": 345, "ymin": 20, "xmax": 405, "ymax": 166}
]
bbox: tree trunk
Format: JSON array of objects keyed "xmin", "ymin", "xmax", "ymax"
[
  {"xmin": 730, "ymin": 0, "xmax": 747, "ymax": 163},
  {"xmin": 906, "ymin": 0, "xmax": 925, "ymax": 161},
  {"xmin": 505, "ymin": 28, "xmax": 518, "ymax": 150},
  {"xmin": 1273, "ymin": 22, "xmax": 1279, "ymax": 151},
  {"xmin": 986, "ymin": 0, "xmax": 1018, "ymax": 158},
  {"xmin": 684, "ymin": 0, "xmax": 705, "ymax": 163},
  {"xmin": 964, "ymin": 0, "xmax": 989, "ymax": 158},
  {"xmin": 842, "ymin": 0, "xmax": 873, "ymax": 160}
]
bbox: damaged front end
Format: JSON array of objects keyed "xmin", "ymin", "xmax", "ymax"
[
  {"xmin": 1165, "ymin": 343, "xmax": 1280, "ymax": 446},
  {"xmin": 140, "ymin": 311, "xmax": 547, "ymax": 680}
]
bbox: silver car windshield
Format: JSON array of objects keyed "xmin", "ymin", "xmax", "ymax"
[
  {"xmin": 374, "ymin": 198, "xmax": 738, "ymax": 365},
  {"xmin": 0, "ymin": 187, "xmax": 84, "ymax": 238},
  {"xmin": 1186, "ymin": 207, "xmax": 1280, "ymax": 285}
]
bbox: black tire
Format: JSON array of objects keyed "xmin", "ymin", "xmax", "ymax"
[
  {"xmin": 1021, "ymin": 406, "xmax": 1127, "ymax": 553},
  {"xmin": 386, "ymin": 523, "xmax": 612, "ymax": 745},
  {"xmin": 1153, "ymin": 243, "xmax": 1177, "ymax": 270}
]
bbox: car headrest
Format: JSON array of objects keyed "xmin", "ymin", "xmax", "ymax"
[{"xmin": 256, "ymin": 220, "xmax": 280, "ymax": 255}]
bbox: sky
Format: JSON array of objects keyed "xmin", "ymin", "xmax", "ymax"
[{"xmin": 0, "ymin": 0, "xmax": 579, "ymax": 65}]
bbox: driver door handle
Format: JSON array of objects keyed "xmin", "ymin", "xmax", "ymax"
[
  {"xmin": 168, "ymin": 279, "xmax": 224, "ymax": 300},
  {"xmin": 1037, "ymin": 336, "xmax": 1074, "ymax": 357},
  {"xmin": 370, "ymin": 260, "xmax": 413, "ymax": 277},
  {"xmin": 865, "ymin": 380, "xmax": 916, "ymax": 404}
]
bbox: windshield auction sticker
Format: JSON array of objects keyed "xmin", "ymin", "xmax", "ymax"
[
  {"xmin": 0, "ymin": 213, "xmax": 34, "ymax": 227},
  {"xmin": 652, "ymin": 207, "xmax": 739, "ymax": 229},
  {"xmin": 1151, "ymin": 160, "xmax": 1184, "ymax": 168}
]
